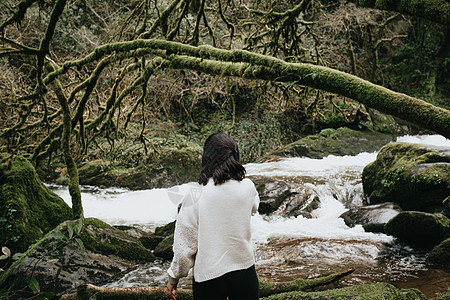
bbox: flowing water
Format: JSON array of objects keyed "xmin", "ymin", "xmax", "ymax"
[{"xmin": 50, "ymin": 135, "xmax": 450, "ymax": 298}]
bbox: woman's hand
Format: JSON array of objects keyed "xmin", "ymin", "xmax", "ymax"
[{"xmin": 166, "ymin": 282, "xmax": 177, "ymax": 300}]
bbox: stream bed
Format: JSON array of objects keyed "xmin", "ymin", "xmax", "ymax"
[{"xmin": 50, "ymin": 135, "xmax": 450, "ymax": 298}]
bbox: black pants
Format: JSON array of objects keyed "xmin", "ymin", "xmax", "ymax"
[{"xmin": 193, "ymin": 265, "xmax": 259, "ymax": 300}]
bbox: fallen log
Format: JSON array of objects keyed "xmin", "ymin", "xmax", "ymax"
[
  {"xmin": 63, "ymin": 285, "xmax": 193, "ymax": 300},
  {"xmin": 62, "ymin": 268, "xmax": 355, "ymax": 299},
  {"xmin": 259, "ymin": 267, "xmax": 355, "ymax": 297}
]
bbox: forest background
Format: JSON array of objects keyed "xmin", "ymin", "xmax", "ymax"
[{"xmin": 0, "ymin": 0, "xmax": 449, "ymax": 215}]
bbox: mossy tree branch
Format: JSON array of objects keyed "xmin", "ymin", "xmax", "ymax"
[{"xmin": 49, "ymin": 38, "xmax": 448, "ymax": 137}]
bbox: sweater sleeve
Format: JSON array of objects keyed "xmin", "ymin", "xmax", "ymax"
[{"xmin": 167, "ymin": 192, "xmax": 199, "ymax": 285}]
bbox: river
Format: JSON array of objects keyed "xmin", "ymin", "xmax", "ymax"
[{"xmin": 50, "ymin": 134, "xmax": 450, "ymax": 298}]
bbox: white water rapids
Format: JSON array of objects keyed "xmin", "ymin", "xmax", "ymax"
[{"xmin": 50, "ymin": 134, "xmax": 450, "ymax": 292}]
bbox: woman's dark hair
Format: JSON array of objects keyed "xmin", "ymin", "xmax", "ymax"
[{"xmin": 198, "ymin": 133, "xmax": 246, "ymax": 185}]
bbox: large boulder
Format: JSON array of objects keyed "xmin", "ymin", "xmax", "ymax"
[
  {"xmin": 362, "ymin": 142, "xmax": 450, "ymax": 211},
  {"xmin": 0, "ymin": 157, "xmax": 72, "ymax": 254},
  {"xmin": 265, "ymin": 127, "xmax": 394, "ymax": 159},
  {"xmin": 0, "ymin": 218, "xmax": 155, "ymax": 297},
  {"xmin": 385, "ymin": 211, "xmax": 450, "ymax": 246}
]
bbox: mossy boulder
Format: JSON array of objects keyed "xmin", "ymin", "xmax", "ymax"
[
  {"xmin": 261, "ymin": 282, "xmax": 426, "ymax": 300},
  {"xmin": 78, "ymin": 144, "xmax": 201, "ymax": 190},
  {"xmin": 0, "ymin": 218, "xmax": 154, "ymax": 297},
  {"xmin": 385, "ymin": 211, "xmax": 450, "ymax": 246},
  {"xmin": 79, "ymin": 218, "xmax": 155, "ymax": 263},
  {"xmin": 362, "ymin": 142, "xmax": 450, "ymax": 211},
  {"xmin": 426, "ymin": 238, "xmax": 450, "ymax": 267},
  {"xmin": 266, "ymin": 127, "xmax": 394, "ymax": 159},
  {"xmin": 0, "ymin": 157, "xmax": 72, "ymax": 255}
]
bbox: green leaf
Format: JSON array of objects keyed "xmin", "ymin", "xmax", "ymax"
[
  {"xmin": 67, "ymin": 222, "xmax": 74, "ymax": 239},
  {"xmin": 75, "ymin": 238, "xmax": 85, "ymax": 254},
  {"xmin": 1, "ymin": 246, "xmax": 11, "ymax": 257},
  {"xmin": 0, "ymin": 255, "xmax": 8, "ymax": 261},
  {"xmin": 75, "ymin": 217, "xmax": 84, "ymax": 235},
  {"xmin": 28, "ymin": 277, "xmax": 40, "ymax": 294}
]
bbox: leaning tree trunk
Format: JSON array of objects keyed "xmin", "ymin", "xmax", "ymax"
[
  {"xmin": 47, "ymin": 39, "xmax": 448, "ymax": 138},
  {"xmin": 61, "ymin": 268, "xmax": 354, "ymax": 299}
]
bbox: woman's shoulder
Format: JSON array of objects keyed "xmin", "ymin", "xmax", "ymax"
[{"xmin": 240, "ymin": 178, "xmax": 257, "ymax": 190}]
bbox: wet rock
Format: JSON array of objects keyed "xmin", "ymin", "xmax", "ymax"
[
  {"xmin": 0, "ymin": 218, "xmax": 154, "ymax": 296},
  {"xmin": 427, "ymin": 238, "xmax": 450, "ymax": 267},
  {"xmin": 249, "ymin": 176, "xmax": 292, "ymax": 214},
  {"xmin": 0, "ymin": 157, "xmax": 72, "ymax": 255},
  {"xmin": 385, "ymin": 211, "xmax": 450, "ymax": 246},
  {"xmin": 265, "ymin": 127, "xmax": 394, "ymax": 159},
  {"xmin": 362, "ymin": 142, "xmax": 450, "ymax": 212},
  {"xmin": 340, "ymin": 202, "xmax": 402, "ymax": 233},
  {"xmin": 274, "ymin": 187, "xmax": 320, "ymax": 218}
]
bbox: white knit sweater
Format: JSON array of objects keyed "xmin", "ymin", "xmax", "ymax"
[{"xmin": 167, "ymin": 178, "xmax": 259, "ymax": 284}]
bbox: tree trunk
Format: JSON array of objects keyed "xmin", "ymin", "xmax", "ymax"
[{"xmin": 45, "ymin": 62, "xmax": 83, "ymax": 219}]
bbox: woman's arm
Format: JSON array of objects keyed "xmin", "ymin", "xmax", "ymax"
[{"xmin": 167, "ymin": 192, "xmax": 199, "ymax": 285}]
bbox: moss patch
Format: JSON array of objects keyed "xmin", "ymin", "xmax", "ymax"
[{"xmin": 0, "ymin": 157, "xmax": 72, "ymax": 254}]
